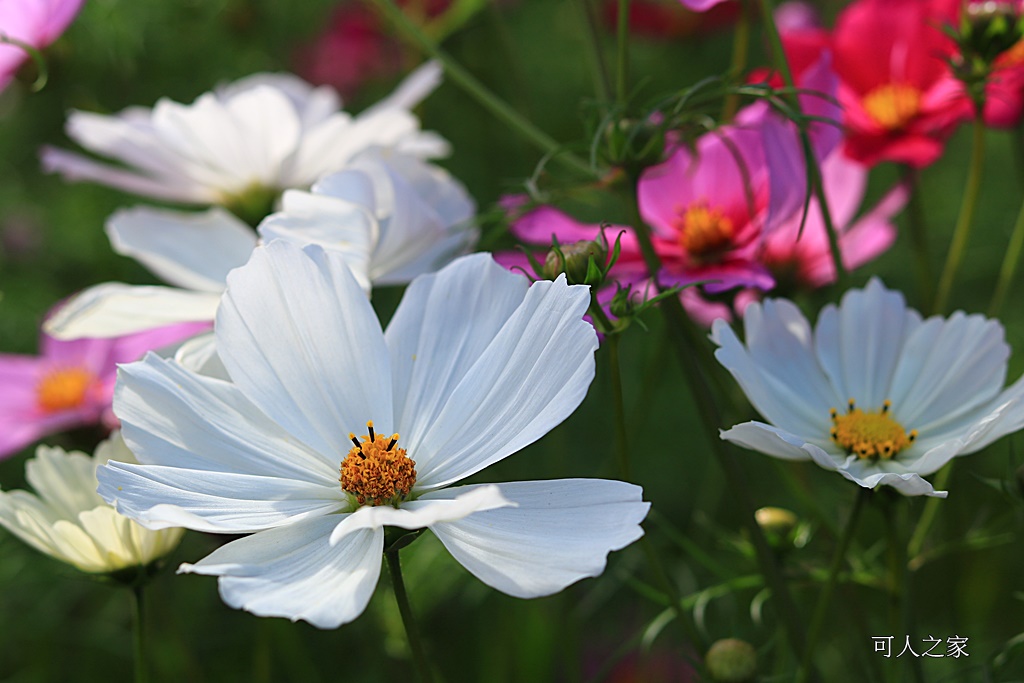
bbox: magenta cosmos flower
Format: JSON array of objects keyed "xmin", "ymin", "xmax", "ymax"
[
  {"xmin": 0, "ymin": 312, "xmax": 207, "ymax": 459},
  {"xmin": 0, "ymin": 0, "xmax": 84, "ymax": 91}
]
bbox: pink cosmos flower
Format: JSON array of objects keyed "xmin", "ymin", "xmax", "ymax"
[
  {"xmin": 832, "ymin": 0, "xmax": 971, "ymax": 168},
  {"xmin": 0, "ymin": 312, "xmax": 207, "ymax": 459},
  {"xmin": 637, "ymin": 109, "xmax": 777, "ymax": 296},
  {"xmin": 0, "ymin": 0, "xmax": 83, "ymax": 91},
  {"xmin": 762, "ymin": 150, "xmax": 906, "ymax": 289}
]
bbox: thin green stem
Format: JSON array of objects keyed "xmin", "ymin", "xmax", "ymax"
[
  {"xmin": 386, "ymin": 550, "xmax": 434, "ymax": 683},
  {"xmin": 367, "ymin": 0, "xmax": 597, "ymax": 178},
  {"xmin": 988, "ymin": 190, "xmax": 1024, "ymax": 316},
  {"xmin": 721, "ymin": 0, "xmax": 751, "ymax": 122},
  {"xmin": 907, "ymin": 463, "xmax": 952, "ymax": 559},
  {"xmin": 622, "ymin": 181, "xmax": 811, "ymax": 675},
  {"xmin": 606, "ymin": 334, "xmax": 631, "ymax": 481},
  {"xmin": 758, "ymin": 0, "xmax": 846, "ymax": 290},
  {"xmin": 796, "ymin": 488, "xmax": 868, "ymax": 683},
  {"xmin": 131, "ymin": 583, "xmax": 148, "ymax": 683},
  {"xmin": 616, "ymin": 0, "xmax": 630, "ymax": 105},
  {"xmin": 903, "ymin": 169, "xmax": 934, "ymax": 312},
  {"xmin": 934, "ymin": 117, "xmax": 987, "ymax": 313},
  {"xmin": 572, "ymin": 0, "xmax": 612, "ymax": 102}
]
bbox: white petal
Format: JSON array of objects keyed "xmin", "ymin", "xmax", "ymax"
[
  {"xmin": 44, "ymin": 283, "xmax": 220, "ymax": 339},
  {"xmin": 712, "ymin": 302, "xmax": 840, "ymax": 438},
  {"xmin": 216, "ymin": 242, "xmax": 393, "ymax": 457},
  {"xmin": 386, "ymin": 256, "xmax": 598, "ymax": 487},
  {"xmin": 115, "ymin": 353, "xmax": 340, "ymax": 482},
  {"xmin": 888, "ymin": 312, "xmax": 1008, "ymax": 431},
  {"xmin": 362, "ymin": 61, "xmax": 443, "ymax": 115},
  {"xmin": 258, "ymin": 188, "xmax": 377, "ymax": 292},
  {"xmin": 174, "ymin": 333, "xmax": 230, "ymax": 380},
  {"xmin": 26, "ymin": 446, "xmax": 103, "ymax": 518},
  {"xmin": 429, "ymin": 480, "xmax": 649, "ymax": 598},
  {"xmin": 814, "ymin": 278, "xmax": 921, "ymax": 408},
  {"xmin": 836, "ymin": 460, "xmax": 947, "ymax": 498},
  {"xmin": 327, "ymin": 484, "xmax": 512, "ymax": 544},
  {"xmin": 720, "ymin": 421, "xmax": 825, "ymax": 462},
  {"xmin": 107, "ymin": 206, "xmax": 256, "ymax": 292},
  {"xmin": 181, "ymin": 516, "xmax": 382, "ymax": 629},
  {"xmin": 97, "ymin": 461, "xmax": 342, "ymax": 533}
]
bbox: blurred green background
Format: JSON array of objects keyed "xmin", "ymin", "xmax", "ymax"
[{"xmin": 2, "ymin": 0, "xmax": 1024, "ymax": 681}]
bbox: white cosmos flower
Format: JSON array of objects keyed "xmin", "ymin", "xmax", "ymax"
[
  {"xmin": 712, "ymin": 279, "xmax": 1024, "ymax": 497},
  {"xmin": 40, "ymin": 63, "xmax": 448, "ymax": 207},
  {"xmin": 44, "ymin": 152, "xmax": 475, "ymax": 340},
  {"xmin": 97, "ymin": 242, "xmax": 649, "ymax": 629},
  {"xmin": 0, "ymin": 433, "xmax": 184, "ymax": 574}
]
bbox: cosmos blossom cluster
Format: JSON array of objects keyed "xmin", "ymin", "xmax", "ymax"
[{"xmin": 3, "ymin": 0, "xmax": 1024, "ymax": 680}]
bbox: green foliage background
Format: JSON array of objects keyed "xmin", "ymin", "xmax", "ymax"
[{"xmin": 1, "ymin": 0, "xmax": 1024, "ymax": 681}]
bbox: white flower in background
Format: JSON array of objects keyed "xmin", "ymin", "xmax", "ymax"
[
  {"xmin": 260, "ymin": 150, "xmax": 476, "ymax": 291},
  {"xmin": 98, "ymin": 242, "xmax": 648, "ymax": 629},
  {"xmin": 0, "ymin": 433, "xmax": 184, "ymax": 574},
  {"xmin": 44, "ymin": 152, "xmax": 476, "ymax": 340},
  {"xmin": 712, "ymin": 279, "xmax": 1024, "ymax": 497},
  {"xmin": 40, "ymin": 62, "xmax": 448, "ymax": 210}
]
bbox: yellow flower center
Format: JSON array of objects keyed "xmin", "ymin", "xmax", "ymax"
[
  {"xmin": 829, "ymin": 399, "xmax": 917, "ymax": 460},
  {"xmin": 863, "ymin": 84, "xmax": 922, "ymax": 131},
  {"xmin": 339, "ymin": 421, "xmax": 417, "ymax": 507},
  {"xmin": 36, "ymin": 366, "xmax": 97, "ymax": 413},
  {"xmin": 675, "ymin": 202, "xmax": 735, "ymax": 261}
]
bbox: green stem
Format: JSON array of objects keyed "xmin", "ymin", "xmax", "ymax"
[
  {"xmin": 131, "ymin": 583, "xmax": 148, "ymax": 683},
  {"xmin": 796, "ymin": 488, "xmax": 868, "ymax": 683},
  {"xmin": 903, "ymin": 169, "xmax": 934, "ymax": 312},
  {"xmin": 721, "ymin": 0, "xmax": 751, "ymax": 122},
  {"xmin": 906, "ymin": 463, "xmax": 952, "ymax": 559},
  {"xmin": 368, "ymin": 0, "xmax": 596, "ymax": 178},
  {"xmin": 988, "ymin": 190, "xmax": 1024, "ymax": 316},
  {"xmin": 622, "ymin": 181, "xmax": 811, "ymax": 674},
  {"xmin": 386, "ymin": 550, "xmax": 434, "ymax": 683},
  {"xmin": 572, "ymin": 0, "xmax": 612, "ymax": 102},
  {"xmin": 616, "ymin": 0, "xmax": 631, "ymax": 105},
  {"xmin": 934, "ymin": 117, "xmax": 987, "ymax": 313},
  {"xmin": 757, "ymin": 0, "xmax": 846, "ymax": 290},
  {"xmin": 606, "ymin": 334, "xmax": 631, "ymax": 481}
]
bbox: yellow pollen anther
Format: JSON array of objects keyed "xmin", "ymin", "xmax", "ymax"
[
  {"xmin": 863, "ymin": 83, "xmax": 922, "ymax": 131},
  {"xmin": 674, "ymin": 202, "xmax": 735, "ymax": 261},
  {"xmin": 36, "ymin": 366, "xmax": 97, "ymax": 413},
  {"xmin": 829, "ymin": 400, "xmax": 915, "ymax": 460},
  {"xmin": 340, "ymin": 425, "xmax": 416, "ymax": 507}
]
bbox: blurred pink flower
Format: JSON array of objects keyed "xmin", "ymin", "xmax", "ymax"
[
  {"xmin": 0, "ymin": 0, "xmax": 84, "ymax": 91},
  {"xmin": 295, "ymin": 0, "xmax": 450, "ymax": 100},
  {"xmin": 0, "ymin": 311, "xmax": 207, "ymax": 459},
  {"xmin": 602, "ymin": 0, "xmax": 739, "ymax": 38},
  {"xmin": 833, "ymin": 0, "xmax": 970, "ymax": 168},
  {"xmin": 637, "ymin": 108, "xmax": 776, "ymax": 296},
  {"xmin": 762, "ymin": 150, "xmax": 906, "ymax": 288}
]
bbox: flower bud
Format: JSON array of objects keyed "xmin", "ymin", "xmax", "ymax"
[
  {"xmin": 754, "ymin": 506, "xmax": 797, "ymax": 535},
  {"xmin": 962, "ymin": 0, "xmax": 1024, "ymax": 65},
  {"xmin": 705, "ymin": 638, "xmax": 758, "ymax": 683},
  {"xmin": 544, "ymin": 237, "xmax": 608, "ymax": 284}
]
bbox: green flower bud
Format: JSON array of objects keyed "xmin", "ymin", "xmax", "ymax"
[
  {"xmin": 706, "ymin": 638, "xmax": 758, "ymax": 683},
  {"xmin": 544, "ymin": 237, "xmax": 608, "ymax": 284}
]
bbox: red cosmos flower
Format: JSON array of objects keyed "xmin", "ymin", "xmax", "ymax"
[{"xmin": 832, "ymin": 0, "xmax": 971, "ymax": 168}]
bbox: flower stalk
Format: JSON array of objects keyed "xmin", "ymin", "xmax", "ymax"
[
  {"xmin": 988, "ymin": 189, "xmax": 1024, "ymax": 316},
  {"xmin": 796, "ymin": 488, "xmax": 868, "ymax": 683},
  {"xmin": 367, "ymin": 0, "xmax": 597, "ymax": 178},
  {"xmin": 132, "ymin": 582, "xmax": 148, "ymax": 683},
  {"xmin": 386, "ymin": 549, "xmax": 434, "ymax": 683},
  {"xmin": 934, "ymin": 116, "xmax": 987, "ymax": 313},
  {"xmin": 622, "ymin": 180, "xmax": 812, "ymax": 673}
]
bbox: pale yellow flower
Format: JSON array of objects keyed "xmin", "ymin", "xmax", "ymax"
[{"xmin": 0, "ymin": 433, "xmax": 183, "ymax": 574}]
